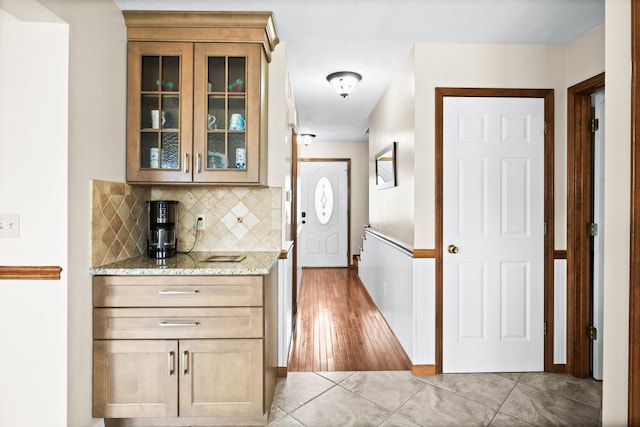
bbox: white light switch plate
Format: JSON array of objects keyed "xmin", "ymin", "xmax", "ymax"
[{"xmin": 0, "ymin": 214, "xmax": 20, "ymax": 238}]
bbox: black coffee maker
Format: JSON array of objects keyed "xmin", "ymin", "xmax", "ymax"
[{"xmin": 147, "ymin": 200, "xmax": 178, "ymax": 258}]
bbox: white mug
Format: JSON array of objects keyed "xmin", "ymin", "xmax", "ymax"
[
  {"xmin": 151, "ymin": 110, "xmax": 166, "ymax": 129},
  {"xmin": 150, "ymin": 148, "xmax": 159, "ymax": 168},
  {"xmin": 207, "ymin": 114, "xmax": 217, "ymax": 130},
  {"xmin": 229, "ymin": 113, "xmax": 246, "ymax": 130}
]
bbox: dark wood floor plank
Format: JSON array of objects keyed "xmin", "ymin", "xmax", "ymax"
[{"xmin": 288, "ymin": 267, "xmax": 411, "ymax": 372}]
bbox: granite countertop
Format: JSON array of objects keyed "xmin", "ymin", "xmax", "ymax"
[{"xmin": 90, "ymin": 251, "xmax": 279, "ymax": 276}]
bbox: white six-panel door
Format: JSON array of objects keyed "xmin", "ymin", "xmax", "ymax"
[
  {"xmin": 299, "ymin": 161, "xmax": 348, "ymax": 267},
  {"xmin": 443, "ymin": 97, "xmax": 545, "ymax": 373}
]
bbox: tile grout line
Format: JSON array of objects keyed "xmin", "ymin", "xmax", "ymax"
[{"xmin": 490, "ymin": 373, "xmax": 528, "ymax": 426}]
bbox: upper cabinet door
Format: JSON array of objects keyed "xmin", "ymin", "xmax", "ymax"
[
  {"xmin": 127, "ymin": 42, "xmax": 194, "ymax": 183},
  {"xmin": 193, "ymin": 43, "xmax": 262, "ymax": 184}
]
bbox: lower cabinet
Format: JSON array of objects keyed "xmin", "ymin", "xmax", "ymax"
[
  {"xmin": 92, "ymin": 270, "xmax": 278, "ymax": 426},
  {"xmin": 94, "ymin": 339, "xmax": 263, "ymax": 419}
]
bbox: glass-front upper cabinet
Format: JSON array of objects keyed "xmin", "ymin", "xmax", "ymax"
[
  {"xmin": 123, "ymin": 12, "xmax": 276, "ymax": 185},
  {"xmin": 127, "ymin": 42, "xmax": 194, "ymax": 183},
  {"xmin": 126, "ymin": 41, "xmax": 262, "ymax": 184},
  {"xmin": 193, "ymin": 43, "xmax": 261, "ymax": 183}
]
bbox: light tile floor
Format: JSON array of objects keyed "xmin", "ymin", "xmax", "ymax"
[{"xmin": 268, "ymin": 371, "xmax": 602, "ymax": 427}]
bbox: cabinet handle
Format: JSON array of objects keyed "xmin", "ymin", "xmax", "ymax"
[
  {"xmin": 168, "ymin": 351, "xmax": 175, "ymax": 376},
  {"xmin": 158, "ymin": 289, "xmax": 200, "ymax": 295},
  {"xmin": 183, "ymin": 153, "xmax": 189, "ymax": 173},
  {"xmin": 159, "ymin": 321, "xmax": 200, "ymax": 327},
  {"xmin": 196, "ymin": 153, "xmax": 201, "ymax": 173},
  {"xmin": 182, "ymin": 351, "xmax": 189, "ymax": 375}
]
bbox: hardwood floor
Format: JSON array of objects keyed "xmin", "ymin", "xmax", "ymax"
[{"xmin": 288, "ymin": 267, "xmax": 411, "ymax": 372}]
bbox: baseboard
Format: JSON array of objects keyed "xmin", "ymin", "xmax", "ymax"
[
  {"xmin": 411, "ymin": 364, "xmax": 437, "ymax": 376},
  {"xmin": 277, "ymin": 366, "xmax": 288, "ymax": 377},
  {"xmin": 94, "ymin": 419, "xmax": 106, "ymax": 427}
]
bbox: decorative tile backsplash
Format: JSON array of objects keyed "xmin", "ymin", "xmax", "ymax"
[
  {"xmin": 91, "ymin": 180, "xmax": 282, "ymax": 267},
  {"xmin": 91, "ymin": 180, "xmax": 149, "ymax": 267}
]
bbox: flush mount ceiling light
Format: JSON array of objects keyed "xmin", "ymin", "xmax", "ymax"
[
  {"xmin": 300, "ymin": 133, "xmax": 316, "ymax": 146},
  {"xmin": 326, "ymin": 71, "xmax": 362, "ymax": 98}
]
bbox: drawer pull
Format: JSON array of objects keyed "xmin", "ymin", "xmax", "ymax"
[
  {"xmin": 168, "ymin": 351, "xmax": 175, "ymax": 376},
  {"xmin": 182, "ymin": 351, "xmax": 189, "ymax": 375},
  {"xmin": 158, "ymin": 289, "xmax": 200, "ymax": 295},
  {"xmin": 159, "ymin": 321, "xmax": 200, "ymax": 327}
]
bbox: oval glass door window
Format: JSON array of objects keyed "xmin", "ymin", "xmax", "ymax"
[{"xmin": 314, "ymin": 176, "xmax": 334, "ymax": 225}]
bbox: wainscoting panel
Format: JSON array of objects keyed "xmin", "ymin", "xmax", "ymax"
[{"xmin": 359, "ymin": 230, "xmax": 436, "ymax": 365}]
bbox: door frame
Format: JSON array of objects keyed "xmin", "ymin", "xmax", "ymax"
[
  {"xmin": 435, "ymin": 87, "xmax": 555, "ymax": 373},
  {"xmin": 298, "ymin": 158, "xmax": 352, "ymax": 268},
  {"xmin": 566, "ymin": 73, "xmax": 605, "ymax": 378}
]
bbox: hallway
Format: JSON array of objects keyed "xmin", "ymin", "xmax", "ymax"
[{"xmin": 288, "ymin": 267, "xmax": 411, "ymax": 372}]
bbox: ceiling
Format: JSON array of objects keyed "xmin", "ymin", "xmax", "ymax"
[{"xmin": 114, "ymin": 0, "xmax": 605, "ymax": 143}]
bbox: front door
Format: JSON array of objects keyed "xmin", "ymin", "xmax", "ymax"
[
  {"xmin": 442, "ymin": 96, "xmax": 545, "ymax": 372},
  {"xmin": 298, "ymin": 161, "xmax": 349, "ymax": 267}
]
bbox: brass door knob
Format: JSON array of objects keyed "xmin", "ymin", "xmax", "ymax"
[{"xmin": 447, "ymin": 244, "xmax": 459, "ymax": 254}]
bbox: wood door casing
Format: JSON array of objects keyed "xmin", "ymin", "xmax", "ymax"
[
  {"xmin": 566, "ymin": 72, "xmax": 605, "ymax": 378},
  {"xmin": 435, "ymin": 87, "xmax": 555, "ymax": 374}
]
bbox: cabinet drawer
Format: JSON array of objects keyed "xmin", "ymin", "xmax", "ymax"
[
  {"xmin": 94, "ymin": 307, "xmax": 263, "ymax": 339},
  {"xmin": 93, "ymin": 275, "xmax": 263, "ymax": 307}
]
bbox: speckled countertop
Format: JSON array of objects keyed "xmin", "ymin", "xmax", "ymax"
[{"xmin": 89, "ymin": 251, "xmax": 279, "ymax": 276}]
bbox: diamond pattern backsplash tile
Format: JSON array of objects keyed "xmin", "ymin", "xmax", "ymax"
[
  {"xmin": 91, "ymin": 180, "xmax": 150, "ymax": 267},
  {"xmin": 152, "ymin": 186, "xmax": 282, "ymax": 253},
  {"xmin": 92, "ymin": 181, "xmax": 282, "ymax": 267}
]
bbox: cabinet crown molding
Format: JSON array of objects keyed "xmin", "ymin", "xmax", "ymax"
[{"xmin": 123, "ymin": 11, "xmax": 279, "ymax": 61}]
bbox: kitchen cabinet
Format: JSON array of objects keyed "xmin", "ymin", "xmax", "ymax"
[
  {"xmin": 124, "ymin": 12, "xmax": 278, "ymax": 185},
  {"xmin": 92, "ymin": 271, "xmax": 277, "ymax": 427}
]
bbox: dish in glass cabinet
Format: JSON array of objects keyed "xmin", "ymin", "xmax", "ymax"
[{"xmin": 207, "ymin": 151, "xmax": 226, "ymax": 169}]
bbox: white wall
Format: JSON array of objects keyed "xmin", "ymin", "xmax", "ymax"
[
  {"xmin": 299, "ymin": 141, "xmax": 369, "ymax": 263},
  {"xmin": 603, "ymin": 0, "xmax": 631, "ymax": 424},
  {"xmin": 268, "ymin": 42, "xmax": 295, "ymax": 246},
  {"xmin": 368, "ymin": 51, "xmax": 416, "ymax": 246},
  {"xmin": 565, "ymin": 23, "xmax": 605, "ymax": 88},
  {"xmin": 0, "ymin": 3, "xmax": 69, "ymax": 426},
  {"xmin": 36, "ymin": 1, "xmax": 128, "ymax": 426}
]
